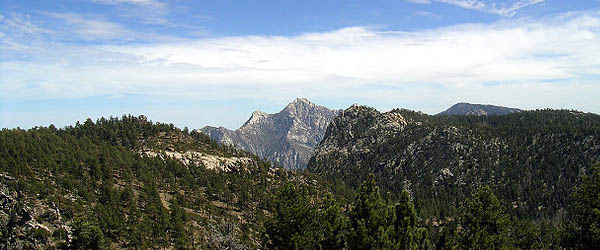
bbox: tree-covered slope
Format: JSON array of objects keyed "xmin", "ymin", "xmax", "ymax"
[
  {"xmin": 0, "ymin": 115, "xmax": 344, "ymax": 249},
  {"xmin": 308, "ymin": 105, "xmax": 600, "ymax": 220}
]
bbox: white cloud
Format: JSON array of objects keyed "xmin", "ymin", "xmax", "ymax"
[
  {"xmin": 1, "ymin": 11, "xmax": 600, "ymax": 115},
  {"xmin": 43, "ymin": 12, "xmax": 134, "ymax": 40}
]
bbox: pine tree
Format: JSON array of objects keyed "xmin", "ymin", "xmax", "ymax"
[
  {"xmin": 71, "ymin": 218, "xmax": 105, "ymax": 250},
  {"xmin": 457, "ymin": 186, "xmax": 512, "ymax": 250},
  {"xmin": 567, "ymin": 162, "xmax": 600, "ymax": 248},
  {"xmin": 391, "ymin": 190, "xmax": 430, "ymax": 250},
  {"xmin": 170, "ymin": 195, "xmax": 191, "ymax": 250},
  {"xmin": 348, "ymin": 174, "xmax": 394, "ymax": 250},
  {"xmin": 264, "ymin": 182, "xmax": 317, "ymax": 250},
  {"xmin": 318, "ymin": 194, "xmax": 349, "ymax": 249}
]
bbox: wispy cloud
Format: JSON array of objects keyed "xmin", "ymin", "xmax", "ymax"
[
  {"xmin": 440, "ymin": 0, "xmax": 545, "ymax": 17},
  {"xmin": 92, "ymin": 0, "xmax": 172, "ymax": 26},
  {"xmin": 44, "ymin": 12, "xmax": 134, "ymax": 41},
  {"xmin": 407, "ymin": 0, "xmax": 545, "ymax": 17},
  {"xmin": 0, "ymin": 13, "xmax": 54, "ymax": 53},
  {"xmin": 92, "ymin": 0, "xmax": 166, "ymax": 9},
  {"xmin": 2, "ymin": 13, "xmax": 51, "ymax": 35},
  {"xmin": 405, "ymin": 0, "xmax": 432, "ymax": 3},
  {"xmin": 411, "ymin": 11, "xmax": 442, "ymax": 18},
  {"xmin": 1, "ymin": 11, "xmax": 599, "ymax": 115}
]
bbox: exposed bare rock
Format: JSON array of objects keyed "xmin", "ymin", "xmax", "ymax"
[
  {"xmin": 201, "ymin": 98, "xmax": 340, "ymax": 169},
  {"xmin": 140, "ymin": 149, "xmax": 254, "ymax": 172}
]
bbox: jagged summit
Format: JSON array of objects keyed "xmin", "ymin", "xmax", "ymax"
[
  {"xmin": 291, "ymin": 97, "xmax": 310, "ymax": 104},
  {"xmin": 438, "ymin": 102, "xmax": 522, "ymax": 116},
  {"xmin": 242, "ymin": 110, "xmax": 270, "ymax": 127},
  {"xmin": 201, "ymin": 98, "xmax": 339, "ymax": 169}
]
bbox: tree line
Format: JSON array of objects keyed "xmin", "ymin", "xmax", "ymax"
[{"xmin": 264, "ymin": 164, "xmax": 600, "ymax": 249}]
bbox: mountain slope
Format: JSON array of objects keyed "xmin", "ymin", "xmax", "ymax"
[
  {"xmin": 201, "ymin": 98, "xmax": 339, "ymax": 169},
  {"xmin": 438, "ymin": 102, "xmax": 522, "ymax": 116},
  {"xmin": 308, "ymin": 105, "xmax": 600, "ymax": 220},
  {"xmin": 0, "ymin": 115, "xmax": 343, "ymax": 249}
]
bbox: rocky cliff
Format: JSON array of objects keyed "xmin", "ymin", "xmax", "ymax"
[
  {"xmin": 309, "ymin": 105, "xmax": 600, "ymax": 219},
  {"xmin": 438, "ymin": 102, "xmax": 522, "ymax": 116},
  {"xmin": 201, "ymin": 98, "xmax": 339, "ymax": 169}
]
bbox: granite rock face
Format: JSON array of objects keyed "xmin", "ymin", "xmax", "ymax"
[
  {"xmin": 201, "ymin": 98, "xmax": 340, "ymax": 169},
  {"xmin": 438, "ymin": 102, "xmax": 522, "ymax": 116}
]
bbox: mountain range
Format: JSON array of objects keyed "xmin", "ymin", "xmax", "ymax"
[
  {"xmin": 2, "ymin": 102, "xmax": 599, "ymax": 249},
  {"xmin": 201, "ymin": 100, "xmax": 523, "ymax": 169}
]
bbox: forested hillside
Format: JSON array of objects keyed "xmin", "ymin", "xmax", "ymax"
[
  {"xmin": 1, "ymin": 112, "xmax": 599, "ymax": 249},
  {"xmin": 309, "ymin": 106, "xmax": 600, "ymax": 221},
  {"xmin": 0, "ymin": 115, "xmax": 348, "ymax": 249}
]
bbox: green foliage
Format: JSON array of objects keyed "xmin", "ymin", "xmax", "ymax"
[
  {"xmin": 3, "ymin": 114, "xmax": 594, "ymax": 249},
  {"xmin": 348, "ymin": 174, "xmax": 394, "ymax": 250},
  {"xmin": 71, "ymin": 219, "xmax": 105, "ymax": 250},
  {"xmin": 564, "ymin": 162, "xmax": 600, "ymax": 248},
  {"xmin": 511, "ymin": 220, "xmax": 561, "ymax": 250},
  {"xmin": 170, "ymin": 195, "xmax": 191, "ymax": 250},
  {"xmin": 392, "ymin": 190, "xmax": 430, "ymax": 250},
  {"xmin": 264, "ymin": 182, "xmax": 348, "ymax": 249},
  {"xmin": 0, "ymin": 115, "xmax": 312, "ymax": 249},
  {"xmin": 265, "ymin": 174, "xmax": 430, "ymax": 250},
  {"xmin": 457, "ymin": 186, "xmax": 511, "ymax": 250},
  {"xmin": 309, "ymin": 108, "xmax": 600, "ymax": 221},
  {"xmin": 349, "ymin": 174, "xmax": 430, "ymax": 250}
]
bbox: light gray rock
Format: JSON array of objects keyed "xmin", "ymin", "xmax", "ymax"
[{"xmin": 201, "ymin": 98, "xmax": 340, "ymax": 169}]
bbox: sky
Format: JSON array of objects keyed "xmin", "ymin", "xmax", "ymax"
[{"xmin": 1, "ymin": 0, "xmax": 600, "ymax": 130}]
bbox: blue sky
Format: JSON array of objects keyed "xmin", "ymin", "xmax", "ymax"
[{"xmin": 1, "ymin": 0, "xmax": 600, "ymax": 129}]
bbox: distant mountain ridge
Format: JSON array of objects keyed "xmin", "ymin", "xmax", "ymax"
[
  {"xmin": 438, "ymin": 102, "xmax": 522, "ymax": 116},
  {"xmin": 201, "ymin": 98, "xmax": 340, "ymax": 169}
]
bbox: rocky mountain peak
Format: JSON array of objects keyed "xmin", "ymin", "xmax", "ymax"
[
  {"xmin": 201, "ymin": 98, "xmax": 339, "ymax": 169},
  {"xmin": 340, "ymin": 104, "xmax": 379, "ymax": 119},
  {"xmin": 242, "ymin": 110, "xmax": 270, "ymax": 127},
  {"xmin": 283, "ymin": 98, "xmax": 318, "ymax": 117}
]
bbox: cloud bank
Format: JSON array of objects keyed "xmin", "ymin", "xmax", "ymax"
[{"xmin": 1, "ymin": 10, "xmax": 600, "ymax": 116}]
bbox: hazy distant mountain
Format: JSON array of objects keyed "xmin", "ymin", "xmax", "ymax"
[
  {"xmin": 201, "ymin": 98, "xmax": 340, "ymax": 169},
  {"xmin": 438, "ymin": 102, "xmax": 522, "ymax": 116}
]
